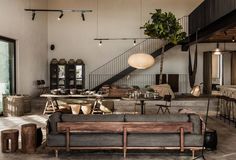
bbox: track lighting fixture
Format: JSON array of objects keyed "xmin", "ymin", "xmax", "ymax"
[
  {"xmin": 232, "ymin": 36, "xmax": 235, "ymax": 42},
  {"xmin": 32, "ymin": 11, "xmax": 36, "ymax": 21},
  {"xmin": 81, "ymin": 12, "xmax": 85, "ymax": 21},
  {"xmin": 133, "ymin": 39, "xmax": 136, "ymax": 46},
  {"xmin": 58, "ymin": 12, "xmax": 64, "ymax": 20},
  {"xmin": 25, "ymin": 9, "xmax": 92, "ymax": 21},
  {"xmin": 99, "ymin": 40, "xmax": 102, "ymax": 46}
]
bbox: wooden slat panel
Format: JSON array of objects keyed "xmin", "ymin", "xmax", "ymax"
[
  {"xmin": 58, "ymin": 122, "xmax": 124, "ymax": 133},
  {"xmin": 57, "ymin": 122, "xmax": 193, "ymax": 133},
  {"xmin": 125, "ymin": 123, "xmax": 192, "ymax": 133}
]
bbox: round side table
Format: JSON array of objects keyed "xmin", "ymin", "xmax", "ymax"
[
  {"xmin": 1, "ymin": 129, "xmax": 19, "ymax": 153},
  {"xmin": 21, "ymin": 123, "xmax": 37, "ymax": 153}
]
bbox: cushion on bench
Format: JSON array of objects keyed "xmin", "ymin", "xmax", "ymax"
[
  {"xmin": 61, "ymin": 114, "xmax": 124, "ymax": 122},
  {"xmin": 47, "ymin": 133, "xmax": 123, "ymax": 147},
  {"xmin": 48, "ymin": 112, "xmax": 62, "ymax": 134},
  {"xmin": 127, "ymin": 133, "xmax": 203, "ymax": 147},
  {"xmin": 124, "ymin": 114, "xmax": 189, "ymax": 122}
]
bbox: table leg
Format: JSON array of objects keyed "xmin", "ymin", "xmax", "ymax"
[
  {"xmin": 43, "ymin": 97, "xmax": 58, "ymax": 115},
  {"xmin": 140, "ymin": 100, "xmax": 145, "ymax": 114}
]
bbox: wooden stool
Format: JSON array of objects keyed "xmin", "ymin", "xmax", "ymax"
[
  {"xmin": 21, "ymin": 123, "xmax": 37, "ymax": 153},
  {"xmin": 1, "ymin": 129, "xmax": 19, "ymax": 153}
]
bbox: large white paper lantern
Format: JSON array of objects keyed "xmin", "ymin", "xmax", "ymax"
[{"xmin": 128, "ymin": 53, "xmax": 155, "ymax": 69}]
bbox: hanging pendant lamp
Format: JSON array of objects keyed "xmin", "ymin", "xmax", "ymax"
[{"xmin": 128, "ymin": 53, "xmax": 155, "ymax": 69}]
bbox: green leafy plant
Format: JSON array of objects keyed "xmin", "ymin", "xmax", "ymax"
[
  {"xmin": 142, "ymin": 9, "xmax": 186, "ymax": 84},
  {"xmin": 142, "ymin": 9, "xmax": 186, "ymax": 44}
]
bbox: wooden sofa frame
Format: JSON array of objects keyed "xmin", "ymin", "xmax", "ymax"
[{"xmin": 46, "ymin": 122, "xmax": 202, "ymax": 158}]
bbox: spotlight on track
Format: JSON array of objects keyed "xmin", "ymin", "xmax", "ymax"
[
  {"xmin": 81, "ymin": 12, "xmax": 85, "ymax": 21},
  {"xmin": 32, "ymin": 11, "xmax": 36, "ymax": 21},
  {"xmin": 58, "ymin": 11, "xmax": 64, "ymax": 20}
]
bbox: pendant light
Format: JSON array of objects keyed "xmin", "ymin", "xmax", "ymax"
[
  {"xmin": 128, "ymin": 53, "xmax": 155, "ymax": 69},
  {"xmin": 127, "ymin": 0, "xmax": 155, "ymax": 69},
  {"xmin": 214, "ymin": 42, "xmax": 221, "ymax": 55}
]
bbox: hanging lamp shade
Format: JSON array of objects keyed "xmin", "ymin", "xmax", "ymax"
[
  {"xmin": 190, "ymin": 85, "xmax": 201, "ymax": 97},
  {"xmin": 128, "ymin": 53, "xmax": 155, "ymax": 69}
]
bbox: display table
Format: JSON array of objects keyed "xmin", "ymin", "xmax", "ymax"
[{"xmin": 40, "ymin": 94, "xmax": 102, "ymax": 115}]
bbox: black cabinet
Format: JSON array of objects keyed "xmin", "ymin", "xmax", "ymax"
[
  {"xmin": 75, "ymin": 59, "xmax": 85, "ymax": 89},
  {"xmin": 50, "ymin": 58, "xmax": 85, "ymax": 90},
  {"xmin": 58, "ymin": 59, "xmax": 67, "ymax": 89},
  {"xmin": 50, "ymin": 59, "xmax": 58, "ymax": 89},
  {"xmin": 66, "ymin": 59, "xmax": 76, "ymax": 89}
]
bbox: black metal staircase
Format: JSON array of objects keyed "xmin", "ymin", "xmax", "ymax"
[
  {"xmin": 89, "ymin": 0, "xmax": 236, "ymax": 91},
  {"xmin": 89, "ymin": 16, "xmax": 188, "ymax": 91},
  {"xmin": 90, "ymin": 43, "xmax": 175, "ymax": 91}
]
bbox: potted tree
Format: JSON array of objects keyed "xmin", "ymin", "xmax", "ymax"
[{"xmin": 142, "ymin": 9, "xmax": 186, "ymax": 84}]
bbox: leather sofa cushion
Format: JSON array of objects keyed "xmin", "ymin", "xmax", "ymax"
[
  {"xmin": 128, "ymin": 133, "xmax": 203, "ymax": 147},
  {"xmin": 47, "ymin": 133, "xmax": 123, "ymax": 147},
  {"xmin": 48, "ymin": 112, "xmax": 62, "ymax": 134},
  {"xmin": 124, "ymin": 114, "xmax": 189, "ymax": 122},
  {"xmin": 61, "ymin": 114, "xmax": 124, "ymax": 122},
  {"xmin": 188, "ymin": 114, "xmax": 202, "ymax": 134}
]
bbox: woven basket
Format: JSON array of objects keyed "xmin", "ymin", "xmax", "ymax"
[
  {"xmin": 3, "ymin": 96, "xmax": 24, "ymax": 117},
  {"xmin": 23, "ymin": 95, "xmax": 31, "ymax": 113}
]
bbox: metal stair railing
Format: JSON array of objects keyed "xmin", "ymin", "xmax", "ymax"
[
  {"xmin": 89, "ymin": 38, "xmax": 163, "ymax": 89},
  {"xmin": 89, "ymin": 16, "xmax": 189, "ymax": 90}
]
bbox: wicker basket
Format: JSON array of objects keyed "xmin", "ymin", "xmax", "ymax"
[
  {"xmin": 23, "ymin": 95, "xmax": 31, "ymax": 113},
  {"xmin": 3, "ymin": 96, "xmax": 25, "ymax": 117}
]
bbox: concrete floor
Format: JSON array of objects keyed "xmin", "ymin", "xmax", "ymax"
[{"xmin": 0, "ymin": 98, "xmax": 235, "ymax": 160}]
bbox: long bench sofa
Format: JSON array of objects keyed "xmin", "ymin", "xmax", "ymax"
[{"xmin": 46, "ymin": 112, "xmax": 203, "ymax": 158}]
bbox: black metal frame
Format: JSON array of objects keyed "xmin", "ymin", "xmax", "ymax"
[
  {"xmin": 0, "ymin": 35, "xmax": 16, "ymax": 94},
  {"xmin": 193, "ymin": 96, "xmax": 210, "ymax": 160}
]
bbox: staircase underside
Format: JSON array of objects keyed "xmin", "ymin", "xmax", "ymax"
[
  {"xmin": 92, "ymin": 43, "xmax": 175, "ymax": 91},
  {"xmin": 183, "ymin": 9, "xmax": 236, "ymax": 49}
]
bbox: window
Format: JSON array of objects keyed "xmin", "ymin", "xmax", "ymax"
[{"xmin": 0, "ymin": 36, "xmax": 16, "ymax": 114}]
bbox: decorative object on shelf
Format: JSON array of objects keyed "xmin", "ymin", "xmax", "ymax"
[
  {"xmin": 75, "ymin": 59, "xmax": 85, "ymax": 89},
  {"xmin": 70, "ymin": 104, "xmax": 81, "ymax": 115},
  {"xmin": 142, "ymin": 9, "xmax": 186, "ymax": 83},
  {"xmin": 25, "ymin": 9, "xmax": 92, "ymax": 21},
  {"xmin": 81, "ymin": 103, "xmax": 92, "ymax": 115},
  {"xmin": 58, "ymin": 59, "xmax": 67, "ymax": 89}
]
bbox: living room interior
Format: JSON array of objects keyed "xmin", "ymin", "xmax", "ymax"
[{"xmin": 0, "ymin": 0, "xmax": 236, "ymax": 159}]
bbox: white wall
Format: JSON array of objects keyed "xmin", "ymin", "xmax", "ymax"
[
  {"xmin": 0, "ymin": 0, "xmax": 48, "ymax": 96},
  {"xmin": 1, "ymin": 0, "xmax": 234, "ymax": 95},
  {"xmin": 47, "ymin": 0, "xmax": 203, "ymax": 88}
]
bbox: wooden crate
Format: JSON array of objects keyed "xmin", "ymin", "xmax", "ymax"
[{"xmin": 3, "ymin": 96, "xmax": 24, "ymax": 117}]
